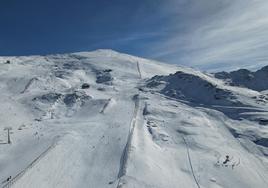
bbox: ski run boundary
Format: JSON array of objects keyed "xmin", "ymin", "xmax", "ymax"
[
  {"xmin": 182, "ymin": 136, "xmax": 201, "ymax": 188},
  {"xmin": 117, "ymin": 94, "xmax": 140, "ymax": 188},
  {"xmin": 2, "ymin": 136, "xmax": 60, "ymax": 188}
]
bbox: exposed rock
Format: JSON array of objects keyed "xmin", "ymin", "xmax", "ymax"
[{"xmin": 81, "ymin": 83, "xmax": 90, "ymax": 89}]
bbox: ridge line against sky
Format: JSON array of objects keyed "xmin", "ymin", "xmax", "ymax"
[{"xmin": 1, "ymin": 0, "xmax": 268, "ymax": 71}]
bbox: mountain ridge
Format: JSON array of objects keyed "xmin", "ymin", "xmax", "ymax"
[
  {"xmin": 0, "ymin": 50, "xmax": 267, "ymax": 188},
  {"xmin": 215, "ymin": 65, "xmax": 268, "ymax": 91}
]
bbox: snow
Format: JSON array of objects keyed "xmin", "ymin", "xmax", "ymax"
[
  {"xmin": 214, "ymin": 66, "xmax": 268, "ymax": 91},
  {"xmin": 0, "ymin": 49, "xmax": 267, "ymax": 188}
]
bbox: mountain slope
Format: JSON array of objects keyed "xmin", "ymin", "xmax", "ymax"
[
  {"xmin": 0, "ymin": 50, "xmax": 267, "ymax": 188},
  {"xmin": 214, "ymin": 66, "xmax": 268, "ymax": 91}
]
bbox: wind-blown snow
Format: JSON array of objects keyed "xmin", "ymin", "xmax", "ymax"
[{"xmin": 0, "ymin": 49, "xmax": 267, "ymax": 188}]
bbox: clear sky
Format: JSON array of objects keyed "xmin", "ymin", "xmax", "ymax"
[{"xmin": 1, "ymin": 0, "xmax": 268, "ymax": 71}]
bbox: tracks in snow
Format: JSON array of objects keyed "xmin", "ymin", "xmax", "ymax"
[
  {"xmin": 136, "ymin": 61, "xmax": 142, "ymax": 79},
  {"xmin": 2, "ymin": 136, "xmax": 60, "ymax": 188},
  {"xmin": 181, "ymin": 136, "xmax": 201, "ymax": 188},
  {"xmin": 20, "ymin": 77, "xmax": 38, "ymax": 94},
  {"xmin": 100, "ymin": 98, "xmax": 113, "ymax": 114},
  {"xmin": 116, "ymin": 61, "xmax": 143, "ymax": 187},
  {"xmin": 117, "ymin": 94, "xmax": 140, "ymax": 187},
  {"xmin": 7, "ymin": 60, "xmax": 143, "ymax": 187}
]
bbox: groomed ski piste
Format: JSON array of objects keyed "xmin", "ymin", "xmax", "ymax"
[{"xmin": 0, "ymin": 49, "xmax": 267, "ymax": 188}]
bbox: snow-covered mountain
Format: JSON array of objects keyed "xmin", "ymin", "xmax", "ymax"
[
  {"xmin": 214, "ymin": 66, "xmax": 268, "ymax": 91},
  {"xmin": 0, "ymin": 49, "xmax": 267, "ymax": 188}
]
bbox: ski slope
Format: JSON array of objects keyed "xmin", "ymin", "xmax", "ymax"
[{"xmin": 0, "ymin": 49, "xmax": 267, "ymax": 188}]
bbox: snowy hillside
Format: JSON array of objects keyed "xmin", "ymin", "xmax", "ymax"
[
  {"xmin": 215, "ymin": 66, "xmax": 268, "ymax": 91},
  {"xmin": 0, "ymin": 49, "xmax": 267, "ymax": 188}
]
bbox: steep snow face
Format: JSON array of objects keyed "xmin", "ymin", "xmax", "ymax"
[
  {"xmin": 145, "ymin": 71, "xmax": 239, "ymax": 106},
  {"xmin": 0, "ymin": 50, "xmax": 268, "ymax": 188},
  {"xmin": 144, "ymin": 69, "xmax": 268, "ymax": 117},
  {"xmin": 215, "ymin": 66, "xmax": 268, "ymax": 91},
  {"xmin": 143, "ymin": 69, "xmax": 268, "ymax": 161}
]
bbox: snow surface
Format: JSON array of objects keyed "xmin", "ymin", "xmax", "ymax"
[
  {"xmin": 214, "ymin": 66, "xmax": 268, "ymax": 91},
  {"xmin": 0, "ymin": 49, "xmax": 267, "ymax": 188}
]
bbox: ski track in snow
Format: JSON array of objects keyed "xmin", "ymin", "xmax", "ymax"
[
  {"xmin": 99, "ymin": 98, "xmax": 112, "ymax": 114},
  {"xmin": 20, "ymin": 77, "xmax": 38, "ymax": 94},
  {"xmin": 117, "ymin": 60, "xmax": 142, "ymax": 186},
  {"xmin": 117, "ymin": 95, "xmax": 140, "ymax": 185},
  {"xmin": 136, "ymin": 61, "xmax": 142, "ymax": 79},
  {"xmin": 181, "ymin": 136, "xmax": 201, "ymax": 188},
  {"xmin": 0, "ymin": 50, "xmax": 268, "ymax": 188},
  {"xmin": 2, "ymin": 136, "xmax": 60, "ymax": 188}
]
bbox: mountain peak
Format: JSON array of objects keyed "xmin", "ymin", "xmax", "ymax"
[{"xmin": 0, "ymin": 52, "xmax": 267, "ymax": 188}]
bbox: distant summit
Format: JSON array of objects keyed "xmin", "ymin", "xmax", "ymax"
[{"xmin": 214, "ymin": 65, "xmax": 268, "ymax": 91}]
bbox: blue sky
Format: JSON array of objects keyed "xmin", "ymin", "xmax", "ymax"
[{"xmin": 1, "ymin": 0, "xmax": 268, "ymax": 71}]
